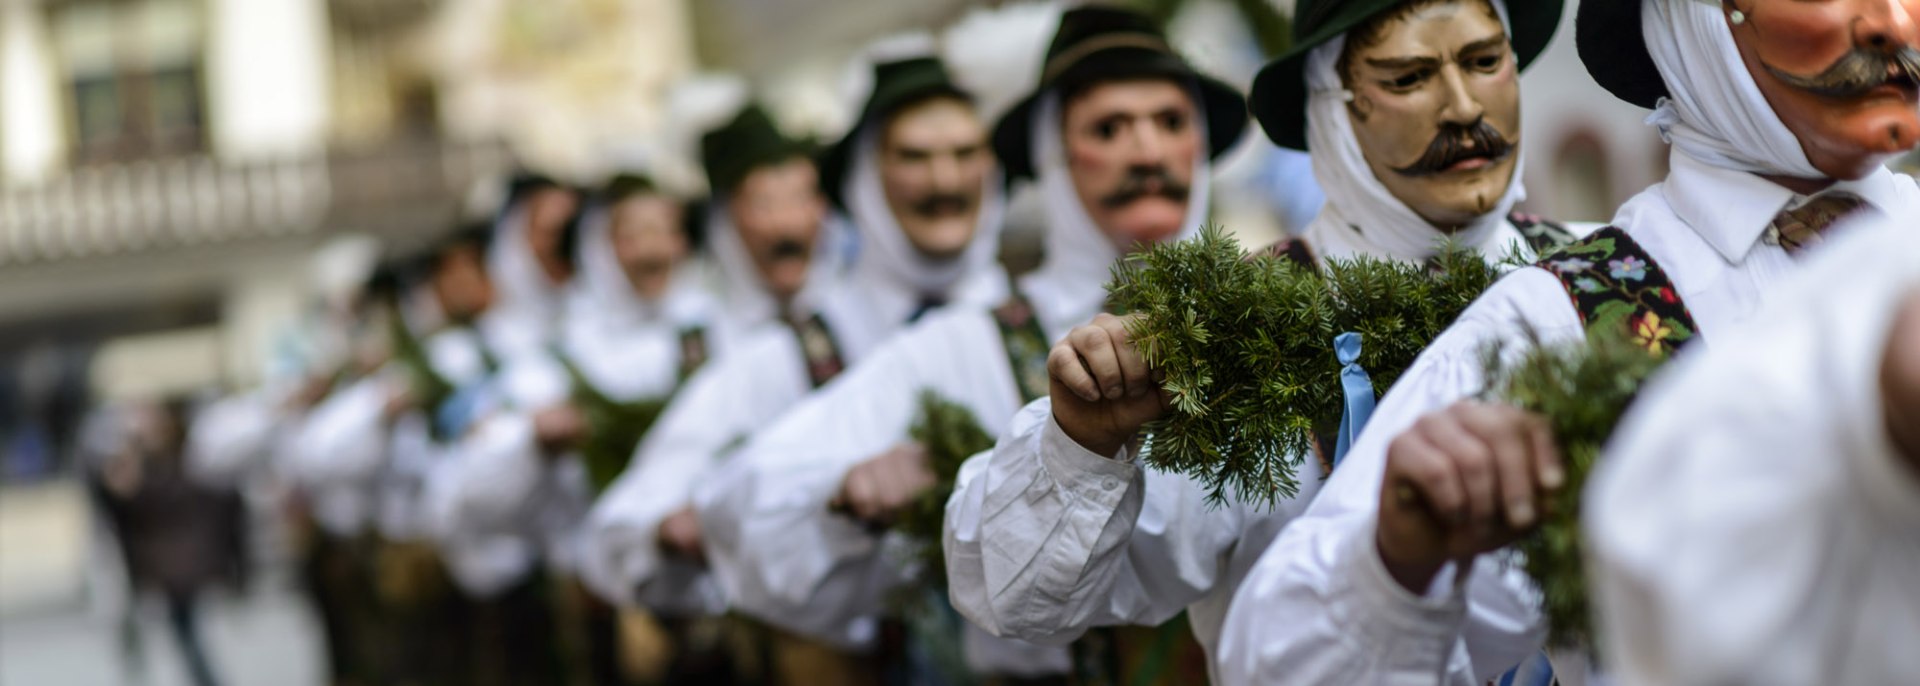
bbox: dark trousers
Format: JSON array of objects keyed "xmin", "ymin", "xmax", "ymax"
[{"xmin": 164, "ymin": 591, "xmax": 221, "ymax": 686}]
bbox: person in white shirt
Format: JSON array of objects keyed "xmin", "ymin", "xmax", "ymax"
[
  {"xmin": 1586, "ymin": 217, "xmax": 1920, "ymax": 686},
  {"xmin": 1215, "ymin": 1, "xmax": 1920, "ymax": 682},
  {"xmin": 579, "ymin": 49, "xmax": 1014, "ymax": 682},
  {"xmin": 700, "ymin": 6, "xmax": 1247, "ymax": 680},
  {"xmin": 945, "ymin": 0, "xmax": 1574, "ymax": 669}
]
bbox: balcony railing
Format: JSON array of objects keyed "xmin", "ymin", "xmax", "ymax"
[{"xmin": 0, "ymin": 138, "xmax": 513, "ymax": 267}]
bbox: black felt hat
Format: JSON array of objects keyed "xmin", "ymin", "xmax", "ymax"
[
  {"xmin": 989, "ymin": 5, "xmax": 1249, "ymax": 181},
  {"xmin": 1250, "ymin": 0, "xmax": 1566, "ymax": 151},
  {"xmin": 1576, "ymin": 0, "xmax": 1669, "ymax": 110},
  {"xmin": 700, "ymin": 103, "xmax": 818, "ymax": 194},
  {"xmin": 818, "ymin": 56, "xmax": 970, "ymax": 207}
]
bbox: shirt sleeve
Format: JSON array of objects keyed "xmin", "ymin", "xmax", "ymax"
[
  {"xmin": 695, "ymin": 332, "xmax": 930, "ymax": 649},
  {"xmin": 575, "ymin": 343, "xmax": 782, "ymax": 613},
  {"xmin": 286, "ymin": 377, "xmax": 393, "ymax": 487},
  {"xmin": 1586, "ymin": 226, "xmax": 1920, "ymax": 686},
  {"xmin": 1214, "ymin": 268, "xmax": 1581, "ymax": 686},
  {"xmin": 945, "ymin": 396, "xmax": 1227, "ymax": 645},
  {"xmin": 425, "ymin": 410, "xmax": 544, "ymax": 536}
]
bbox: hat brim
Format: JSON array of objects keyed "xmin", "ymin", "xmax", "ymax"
[
  {"xmin": 1250, "ymin": 0, "xmax": 1566, "ymax": 151},
  {"xmin": 1577, "ymin": 0, "xmax": 1666, "ymax": 110},
  {"xmin": 990, "ymin": 65, "xmax": 1249, "ymax": 181}
]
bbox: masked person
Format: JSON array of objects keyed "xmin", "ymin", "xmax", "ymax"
[
  {"xmin": 1216, "ymin": 0, "xmax": 1920, "ymax": 682},
  {"xmin": 945, "ymin": 0, "xmax": 1568, "ymax": 670},
  {"xmin": 1585, "ymin": 217, "xmax": 1920, "ymax": 686},
  {"xmin": 577, "ymin": 51, "xmax": 1012, "ymax": 682},
  {"xmin": 697, "ymin": 7, "xmax": 1244, "ymax": 681},
  {"xmin": 417, "ymin": 175, "xmax": 590, "ymax": 685}
]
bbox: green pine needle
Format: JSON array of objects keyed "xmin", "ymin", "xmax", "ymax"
[
  {"xmin": 1484, "ymin": 329, "xmax": 1669, "ymax": 652},
  {"xmin": 1106, "ymin": 225, "xmax": 1503, "ymax": 507},
  {"xmin": 894, "ymin": 389, "xmax": 997, "ymax": 610},
  {"xmin": 557, "ymin": 357, "xmax": 672, "ymax": 494}
]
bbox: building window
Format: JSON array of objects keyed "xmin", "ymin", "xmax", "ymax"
[{"xmin": 52, "ymin": 0, "xmax": 206, "ymax": 164}]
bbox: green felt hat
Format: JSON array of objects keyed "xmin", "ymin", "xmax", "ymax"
[
  {"xmin": 989, "ymin": 5, "xmax": 1249, "ymax": 181},
  {"xmin": 817, "ymin": 56, "xmax": 970, "ymax": 207},
  {"xmin": 700, "ymin": 103, "xmax": 818, "ymax": 194},
  {"xmin": 1250, "ymin": 0, "xmax": 1566, "ymax": 151}
]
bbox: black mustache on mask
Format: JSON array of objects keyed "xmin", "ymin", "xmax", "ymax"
[
  {"xmin": 768, "ymin": 238, "xmax": 810, "ymax": 261},
  {"xmin": 911, "ymin": 193, "xmax": 974, "ymax": 219},
  {"xmin": 1391, "ymin": 119, "xmax": 1515, "ymax": 178},
  {"xmin": 1099, "ymin": 166, "xmax": 1190, "ymax": 209},
  {"xmin": 1768, "ymin": 45, "xmax": 1920, "ymax": 99}
]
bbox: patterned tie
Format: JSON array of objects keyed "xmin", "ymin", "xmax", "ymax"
[{"xmin": 1771, "ymin": 191, "xmax": 1867, "ymax": 256}]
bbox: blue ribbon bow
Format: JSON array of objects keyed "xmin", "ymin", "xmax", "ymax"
[{"xmin": 1333, "ymin": 332, "xmax": 1376, "ymax": 468}]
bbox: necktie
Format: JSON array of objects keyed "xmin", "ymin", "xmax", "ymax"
[{"xmin": 1771, "ymin": 191, "xmax": 1867, "ymax": 256}]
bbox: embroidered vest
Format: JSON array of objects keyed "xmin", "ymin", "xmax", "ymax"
[
  {"xmin": 1538, "ymin": 226, "xmax": 1700, "ymax": 355},
  {"xmin": 786, "ymin": 313, "xmax": 848, "ymax": 389},
  {"xmin": 991, "ymin": 294, "xmax": 1053, "ymax": 404},
  {"xmin": 676, "ymin": 326, "xmax": 711, "ymax": 382}
]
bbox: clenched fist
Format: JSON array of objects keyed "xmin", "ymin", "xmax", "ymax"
[
  {"xmin": 1049, "ymin": 313, "xmax": 1169, "ymax": 457},
  {"xmin": 533, "ymin": 403, "xmax": 587, "ymax": 453},
  {"xmin": 1376, "ymin": 401, "xmax": 1564, "ymax": 593},
  {"xmin": 1882, "ymin": 288, "xmax": 1920, "ymax": 474},
  {"xmin": 832, "ymin": 443, "xmax": 936, "ymax": 526},
  {"xmin": 658, "ymin": 505, "xmax": 706, "ymax": 564}
]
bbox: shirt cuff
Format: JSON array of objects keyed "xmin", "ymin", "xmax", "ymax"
[
  {"xmin": 1038, "ymin": 412, "xmax": 1139, "ymax": 506},
  {"xmin": 1340, "ymin": 519, "xmax": 1470, "ymax": 652}
]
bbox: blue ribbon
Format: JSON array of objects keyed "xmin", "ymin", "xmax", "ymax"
[
  {"xmin": 1333, "ymin": 332, "xmax": 1376, "ymax": 468},
  {"xmin": 1495, "ymin": 651, "xmax": 1556, "ymax": 686}
]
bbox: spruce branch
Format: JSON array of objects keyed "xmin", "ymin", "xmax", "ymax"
[
  {"xmin": 894, "ymin": 389, "xmax": 997, "ymax": 610},
  {"xmin": 1106, "ymin": 225, "xmax": 1503, "ymax": 507},
  {"xmin": 1482, "ymin": 329, "xmax": 1669, "ymax": 652}
]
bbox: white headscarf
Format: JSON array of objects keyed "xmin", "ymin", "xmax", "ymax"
[
  {"xmin": 567, "ymin": 205, "xmax": 713, "ymax": 334},
  {"xmin": 1642, "ymin": 0, "xmax": 1823, "ymax": 178},
  {"xmin": 1019, "ymin": 89, "xmax": 1212, "ymax": 337},
  {"xmin": 844, "ymin": 124, "xmax": 1009, "ymax": 296},
  {"xmin": 702, "ymin": 195, "xmax": 836, "ymax": 329},
  {"xmin": 1300, "ymin": 0, "xmax": 1525, "ymax": 263},
  {"xmin": 483, "ymin": 204, "xmax": 567, "ymax": 358}
]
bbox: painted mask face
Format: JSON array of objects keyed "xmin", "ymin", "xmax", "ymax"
[
  {"xmin": 728, "ymin": 158, "xmax": 826, "ymax": 301},
  {"xmin": 879, "ymin": 95, "xmax": 992, "ymax": 261},
  {"xmin": 522, "ymin": 186, "xmax": 580, "ymax": 283},
  {"xmin": 1061, "ymin": 78, "xmax": 1202, "ymax": 250},
  {"xmin": 1342, "ymin": 0, "xmax": 1520, "ymax": 229},
  {"xmin": 609, "ymin": 193, "xmax": 688, "ymax": 301},
  {"xmin": 433, "ymin": 243, "xmax": 495, "ymax": 323},
  {"xmin": 1726, "ymin": 0, "xmax": 1920, "ymax": 180}
]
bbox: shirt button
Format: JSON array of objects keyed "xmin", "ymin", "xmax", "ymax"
[{"xmin": 1101, "ymin": 477, "xmax": 1120, "ymax": 492}]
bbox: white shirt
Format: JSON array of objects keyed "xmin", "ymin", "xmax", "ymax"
[
  {"xmin": 943, "ymin": 219, "xmax": 1563, "ymax": 665},
  {"xmin": 692, "ymin": 288, "xmax": 1080, "ymax": 675},
  {"xmin": 577, "ymin": 257, "xmax": 1008, "ymax": 617},
  {"xmin": 1212, "ymin": 148, "xmax": 1920, "ymax": 685},
  {"xmin": 286, "ymin": 373, "xmax": 403, "ymax": 537},
  {"xmin": 1587, "ymin": 220, "xmax": 1920, "ymax": 686}
]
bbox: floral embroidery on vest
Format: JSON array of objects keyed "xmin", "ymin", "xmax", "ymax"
[
  {"xmin": 1539, "ymin": 226, "xmax": 1700, "ymax": 355},
  {"xmin": 992, "ymin": 295, "xmax": 1052, "ymax": 404},
  {"xmin": 787, "ymin": 313, "xmax": 847, "ymax": 389}
]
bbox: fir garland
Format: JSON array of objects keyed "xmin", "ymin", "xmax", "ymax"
[
  {"xmin": 555, "ymin": 357, "xmax": 672, "ymax": 494},
  {"xmin": 1107, "ymin": 225, "xmax": 1503, "ymax": 506},
  {"xmin": 387, "ymin": 312, "xmax": 454, "ymax": 435},
  {"xmin": 895, "ymin": 389, "xmax": 996, "ymax": 608},
  {"xmin": 1483, "ymin": 330, "xmax": 1669, "ymax": 651}
]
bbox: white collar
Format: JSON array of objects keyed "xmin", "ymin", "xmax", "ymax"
[{"xmin": 1661, "ymin": 147, "xmax": 1904, "ymax": 265}]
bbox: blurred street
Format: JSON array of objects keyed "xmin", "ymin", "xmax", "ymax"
[{"xmin": 1, "ymin": 480, "xmax": 323, "ymax": 686}]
